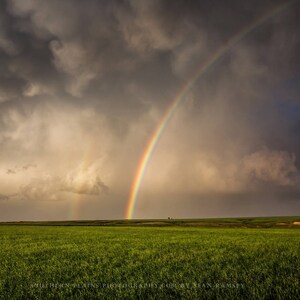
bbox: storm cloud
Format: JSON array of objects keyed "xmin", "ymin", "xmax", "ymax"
[{"xmin": 0, "ymin": 0, "xmax": 299, "ymax": 220}]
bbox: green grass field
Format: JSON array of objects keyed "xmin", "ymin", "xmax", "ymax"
[{"xmin": 0, "ymin": 220, "xmax": 300, "ymax": 299}]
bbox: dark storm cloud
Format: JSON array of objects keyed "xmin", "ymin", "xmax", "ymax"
[{"xmin": 0, "ymin": 0, "xmax": 299, "ymax": 220}]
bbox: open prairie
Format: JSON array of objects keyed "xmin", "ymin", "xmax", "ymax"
[
  {"xmin": 1, "ymin": 218, "xmax": 299, "ymax": 299},
  {"xmin": 1, "ymin": 1, "xmax": 300, "ymax": 299}
]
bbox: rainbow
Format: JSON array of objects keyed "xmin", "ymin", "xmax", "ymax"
[
  {"xmin": 125, "ymin": 1, "xmax": 296, "ymax": 219},
  {"xmin": 69, "ymin": 139, "xmax": 95, "ymax": 220}
]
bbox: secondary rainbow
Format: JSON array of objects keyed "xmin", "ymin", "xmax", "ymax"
[
  {"xmin": 69, "ymin": 138, "xmax": 95, "ymax": 220},
  {"xmin": 125, "ymin": 2, "xmax": 296, "ymax": 220}
]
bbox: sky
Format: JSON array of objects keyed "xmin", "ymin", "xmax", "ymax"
[{"xmin": 0, "ymin": 0, "xmax": 299, "ymax": 221}]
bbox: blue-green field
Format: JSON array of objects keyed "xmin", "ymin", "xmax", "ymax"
[{"xmin": 1, "ymin": 220, "xmax": 299, "ymax": 299}]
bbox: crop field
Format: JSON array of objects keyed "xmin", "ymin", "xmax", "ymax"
[{"xmin": 0, "ymin": 220, "xmax": 300, "ymax": 299}]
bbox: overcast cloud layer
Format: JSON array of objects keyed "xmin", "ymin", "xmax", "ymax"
[{"xmin": 0, "ymin": 0, "xmax": 300, "ymax": 221}]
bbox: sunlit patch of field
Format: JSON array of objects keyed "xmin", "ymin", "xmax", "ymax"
[{"xmin": 0, "ymin": 224, "xmax": 299, "ymax": 299}]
